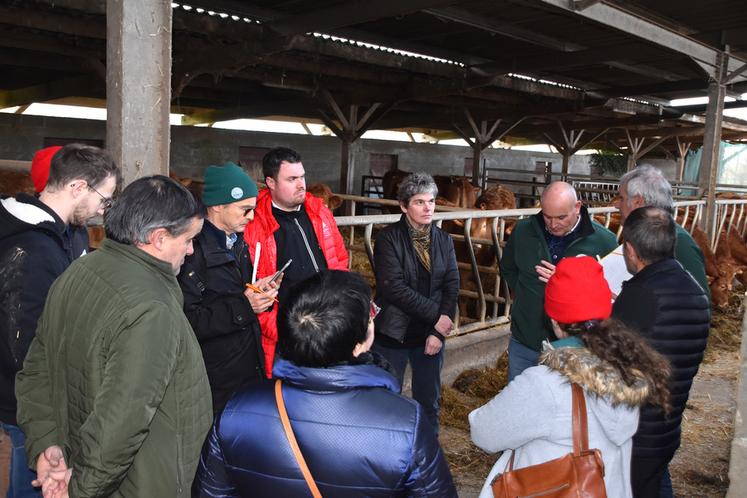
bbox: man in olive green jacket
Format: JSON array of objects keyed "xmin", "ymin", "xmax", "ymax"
[
  {"xmin": 616, "ymin": 164, "xmax": 710, "ymax": 302},
  {"xmin": 501, "ymin": 182, "xmax": 617, "ymax": 381},
  {"xmin": 16, "ymin": 176, "xmax": 212, "ymax": 498}
]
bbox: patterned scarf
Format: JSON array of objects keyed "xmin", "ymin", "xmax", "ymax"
[{"xmin": 407, "ymin": 219, "xmax": 432, "ymax": 272}]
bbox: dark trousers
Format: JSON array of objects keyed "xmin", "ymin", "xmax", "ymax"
[
  {"xmin": 373, "ymin": 342, "xmax": 444, "ymax": 434},
  {"xmin": 631, "ymin": 455, "xmax": 672, "ymax": 498}
]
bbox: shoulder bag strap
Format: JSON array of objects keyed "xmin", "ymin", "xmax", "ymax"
[
  {"xmin": 275, "ymin": 379, "xmax": 323, "ymax": 498},
  {"xmin": 571, "ymin": 383, "xmax": 590, "ymax": 455}
]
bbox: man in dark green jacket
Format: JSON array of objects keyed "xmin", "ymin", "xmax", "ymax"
[
  {"xmin": 616, "ymin": 164, "xmax": 710, "ymax": 302},
  {"xmin": 501, "ymin": 182, "xmax": 617, "ymax": 381},
  {"xmin": 16, "ymin": 176, "xmax": 212, "ymax": 498}
]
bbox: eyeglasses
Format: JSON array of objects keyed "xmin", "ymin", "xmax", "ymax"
[
  {"xmin": 89, "ymin": 184, "xmax": 113, "ymax": 210},
  {"xmin": 369, "ymin": 301, "xmax": 381, "ymax": 321},
  {"xmin": 243, "ymin": 207, "xmax": 254, "ymax": 217}
]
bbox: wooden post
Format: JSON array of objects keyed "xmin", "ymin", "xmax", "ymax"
[
  {"xmin": 727, "ymin": 299, "xmax": 747, "ymax": 497},
  {"xmin": 699, "ymin": 52, "xmax": 728, "ymax": 237},
  {"xmin": 675, "ymin": 137, "xmax": 691, "ymax": 182},
  {"xmin": 318, "ymin": 93, "xmax": 392, "ymax": 213},
  {"xmin": 106, "ymin": 0, "xmax": 172, "ymax": 184},
  {"xmin": 472, "ymin": 144, "xmax": 482, "ymax": 185}
]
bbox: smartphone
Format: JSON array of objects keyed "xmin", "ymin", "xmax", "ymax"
[{"xmin": 269, "ymin": 259, "xmax": 292, "ymax": 284}]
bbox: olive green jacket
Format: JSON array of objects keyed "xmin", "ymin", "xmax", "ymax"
[
  {"xmin": 16, "ymin": 239, "xmax": 212, "ymax": 498},
  {"xmin": 501, "ymin": 208, "xmax": 618, "ymax": 351}
]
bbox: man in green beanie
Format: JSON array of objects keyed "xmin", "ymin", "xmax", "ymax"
[{"xmin": 178, "ymin": 162, "xmax": 279, "ymax": 414}]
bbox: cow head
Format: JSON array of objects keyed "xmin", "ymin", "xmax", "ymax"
[
  {"xmin": 476, "ymin": 185, "xmax": 516, "ymax": 211},
  {"xmin": 308, "ymin": 183, "xmax": 343, "ymax": 210}
]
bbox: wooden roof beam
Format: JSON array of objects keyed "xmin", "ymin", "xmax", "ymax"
[
  {"xmin": 0, "ymin": 75, "xmax": 101, "ymax": 108},
  {"xmin": 268, "ymin": 0, "xmax": 458, "ymax": 37},
  {"xmin": 536, "ymin": 0, "xmax": 747, "ymax": 83},
  {"xmin": 425, "ymin": 6, "xmax": 583, "ymax": 52}
]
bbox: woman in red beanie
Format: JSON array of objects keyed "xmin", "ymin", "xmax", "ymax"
[{"xmin": 469, "ymin": 256, "xmax": 671, "ymax": 498}]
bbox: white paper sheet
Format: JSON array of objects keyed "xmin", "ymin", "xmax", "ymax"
[{"xmin": 600, "ymin": 244, "xmax": 633, "ymax": 297}]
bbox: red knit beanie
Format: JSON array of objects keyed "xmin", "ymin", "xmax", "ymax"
[
  {"xmin": 30, "ymin": 146, "xmax": 63, "ymax": 193},
  {"xmin": 544, "ymin": 256, "xmax": 612, "ymax": 324}
]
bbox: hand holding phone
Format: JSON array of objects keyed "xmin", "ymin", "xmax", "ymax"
[{"xmin": 269, "ymin": 259, "xmax": 293, "ymax": 284}]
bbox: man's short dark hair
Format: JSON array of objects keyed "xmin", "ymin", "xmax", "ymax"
[
  {"xmin": 46, "ymin": 143, "xmax": 122, "ymax": 191},
  {"xmin": 262, "ymin": 147, "xmax": 301, "ymax": 181},
  {"xmin": 104, "ymin": 175, "xmax": 204, "ymax": 245},
  {"xmin": 277, "ymin": 271, "xmax": 371, "ymax": 368},
  {"xmin": 622, "ymin": 207, "xmax": 676, "ymax": 264}
]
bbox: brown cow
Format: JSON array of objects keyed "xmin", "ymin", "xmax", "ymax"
[
  {"xmin": 308, "ymin": 183, "xmax": 343, "ymax": 210},
  {"xmin": 692, "ymin": 226, "xmax": 743, "ymax": 309},
  {"xmin": 0, "ymin": 170, "xmax": 35, "ymax": 196},
  {"xmin": 169, "ymin": 171, "xmax": 204, "ymax": 202},
  {"xmin": 448, "ymin": 185, "xmax": 517, "ymax": 320}
]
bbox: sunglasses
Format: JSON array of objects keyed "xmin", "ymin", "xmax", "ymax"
[{"xmin": 370, "ymin": 301, "xmax": 381, "ymax": 321}]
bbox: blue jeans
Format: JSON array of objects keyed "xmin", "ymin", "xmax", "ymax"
[
  {"xmin": 507, "ymin": 337, "xmax": 540, "ymax": 382},
  {"xmin": 373, "ymin": 342, "xmax": 444, "ymax": 434},
  {"xmin": 0, "ymin": 423, "xmax": 40, "ymax": 498}
]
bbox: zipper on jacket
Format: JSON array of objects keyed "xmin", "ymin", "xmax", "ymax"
[
  {"xmin": 176, "ymin": 434, "xmax": 184, "ymax": 495},
  {"xmin": 293, "ymin": 218, "xmax": 320, "ymax": 273},
  {"xmin": 518, "ymin": 482, "xmax": 569, "ymax": 498}
]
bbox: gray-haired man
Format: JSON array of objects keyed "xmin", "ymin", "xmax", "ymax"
[
  {"xmin": 16, "ymin": 176, "xmax": 212, "ymax": 497},
  {"xmin": 614, "ymin": 165, "xmax": 709, "ymax": 301}
]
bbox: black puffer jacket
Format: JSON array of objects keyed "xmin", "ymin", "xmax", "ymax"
[
  {"xmin": 0, "ymin": 194, "xmax": 75, "ymax": 425},
  {"xmin": 178, "ymin": 221, "xmax": 265, "ymax": 414},
  {"xmin": 612, "ymin": 258, "xmax": 710, "ymax": 460},
  {"xmin": 373, "ymin": 216, "xmax": 459, "ymax": 343}
]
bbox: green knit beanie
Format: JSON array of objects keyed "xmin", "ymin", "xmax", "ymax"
[{"xmin": 201, "ymin": 162, "xmax": 259, "ymax": 206}]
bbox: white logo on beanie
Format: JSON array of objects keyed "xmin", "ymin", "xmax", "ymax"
[{"xmin": 231, "ymin": 187, "xmax": 243, "ymax": 199}]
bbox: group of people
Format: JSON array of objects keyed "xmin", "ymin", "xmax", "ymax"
[
  {"xmin": 485, "ymin": 167, "xmax": 710, "ymax": 498},
  {"xmin": 0, "ymin": 141, "xmax": 711, "ymax": 498},
  {"xmin": 0, "ymin": 145, "xmax": 460, "ymax": 497}
]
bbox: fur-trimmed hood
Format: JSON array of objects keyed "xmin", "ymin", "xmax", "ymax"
[{"xmin": 540, "ymin": 347, "xmax": 650, "ymax": 408}]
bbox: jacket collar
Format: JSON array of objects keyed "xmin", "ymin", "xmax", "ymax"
[
  {"xmin": 0, "ymin": 194, "xmax": 65, "ymax": 241},
  {"xmin": 100, "ymin": 238, "xmax": 178, "ymax": 282},
  {"xmin": 628, "ymin": 258, "xmax": 682, "ymax": 283},
  {"xmin": 532, "ymin": 204, "xmax": 595, "ymax": 239},
  {"xmin": 254, "ymin": 188, "xmax": 325, "ymax": 235},
  {"xmin": 272, "ymin": 356, "xmax": 400, "ymax": 393},
  {"xmin": 539, "ymin": 347, "xmax": 650, "ymax": 408}
]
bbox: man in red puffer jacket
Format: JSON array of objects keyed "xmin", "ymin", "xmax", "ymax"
[{"xmin": 244, "ymin": 147, "xmax": 348, "ymax": 377}]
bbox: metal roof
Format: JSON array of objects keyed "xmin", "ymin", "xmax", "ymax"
[{"xmin": 1, "ymin": 0, "xmax": 747, "ymax": 152}]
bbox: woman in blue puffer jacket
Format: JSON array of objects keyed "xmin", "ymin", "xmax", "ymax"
[{"xmin": 193, "ymin": 270, "xmax": 457, "ymax": 498}]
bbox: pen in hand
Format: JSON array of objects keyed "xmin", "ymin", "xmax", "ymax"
[{"xmin": 245, "ymin": 283, "xmax": 279, "ymax": 303}]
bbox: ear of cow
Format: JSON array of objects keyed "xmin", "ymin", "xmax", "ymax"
[{"xmin": 329, "ymin": 195, "xmax": 343, "ymax": 210}]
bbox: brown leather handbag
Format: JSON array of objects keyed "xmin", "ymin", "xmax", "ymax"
[{"xmin": 491, "ymin": 383, "xmax": 607, "ymax": 498}]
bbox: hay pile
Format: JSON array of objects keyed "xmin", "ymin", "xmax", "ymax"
[
  {"xmin": 439, "ymin": 354, "xmax": 510, "ymax": 483},
  {"xmin": 440, "ymin": 353, "xmax": 509, "ymax": 431},
  {"xmin": 704, "ymin": 290, "xmax": 744, "ymax": 363}
]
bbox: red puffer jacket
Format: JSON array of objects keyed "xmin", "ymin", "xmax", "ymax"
[{"xmin": 243, "ymin": 188, "xmax": 349, "ymax": 377}]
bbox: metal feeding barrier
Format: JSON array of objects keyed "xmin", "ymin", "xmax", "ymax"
[{"xmin": 331, "ymin": 195, "xmax": 725, "ymax": 339}]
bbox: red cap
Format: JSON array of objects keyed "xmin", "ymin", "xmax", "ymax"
[
  {"xmin": 544, "ymin": 256, "xmax": 612, "ymax": 324},
  {"xmin": 30, "ymin": 146, "xmax": 63, "ymax": 193}
]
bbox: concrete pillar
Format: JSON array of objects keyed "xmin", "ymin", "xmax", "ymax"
[
  {"xmin": 727, "ymin": 297, "xmax": 747, "ymax": 497},
  {"xmin": 699, "ymin": 53, "xmax": 728, "ymax": 236},
  {"xmin": 106, "ymin": 0, "xmax": 172, "ymax": 185}
]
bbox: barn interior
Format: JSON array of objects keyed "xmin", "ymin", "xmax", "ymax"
[{"xmin": 2, "ymin": 1, "xmax": 747, "ymax": 492}]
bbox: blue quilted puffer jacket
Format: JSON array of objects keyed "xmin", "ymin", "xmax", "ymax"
[{"xmin": 193, "ymin": 355, "xmax": 457, "ymax": 497}]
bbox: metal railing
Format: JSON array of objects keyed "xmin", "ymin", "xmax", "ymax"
[
  {"xmin": 331, "ymin": 195, "xmax": 737, "ymax": 338},
  {"xmin": 713, "ymin": 199, "xmax": 747, "ymax": 250}
]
